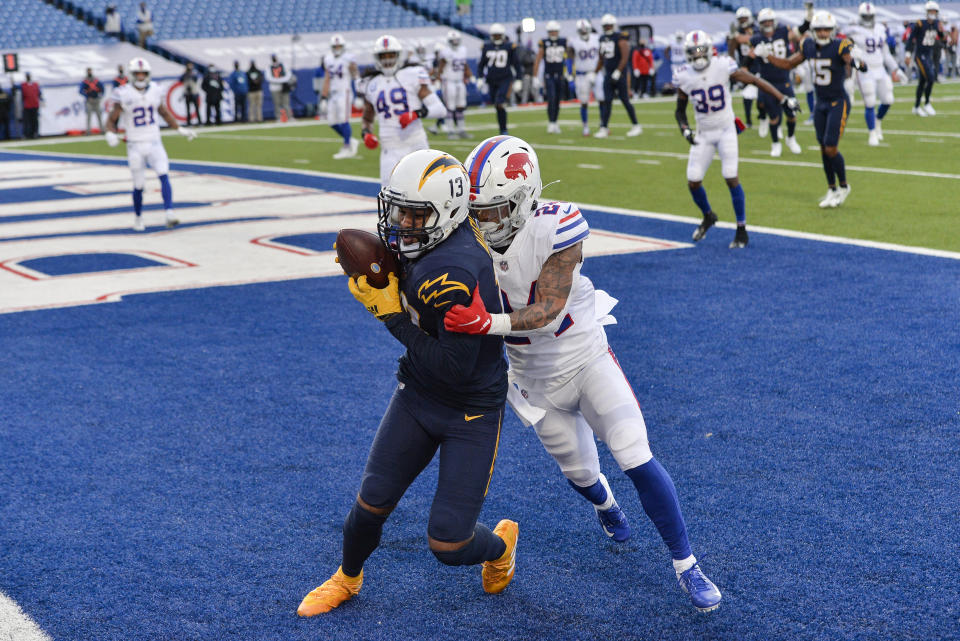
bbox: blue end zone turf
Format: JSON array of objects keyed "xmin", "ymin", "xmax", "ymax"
[
  {"xmin": 22, "ymin": 252, "xmax": 167, "ymax": 275},
  {"xmin": 1, "ymin": 152, "xmax": 958, "ymax": 641}
]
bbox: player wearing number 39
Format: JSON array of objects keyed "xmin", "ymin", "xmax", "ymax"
[
  {"xmin": 444, "ymin": 135, "xmax": 722, "ymax": 612},
  {"xmin": 105, "ymin": 57, "xmax": 197, "ymax": 231},
  {"xmin": 674, "ymin": 30, "xmax": 798, "ymax": 248},
  {"xmin": 361, "ymin": 35, "xmax": 448, "ymax": 186}
]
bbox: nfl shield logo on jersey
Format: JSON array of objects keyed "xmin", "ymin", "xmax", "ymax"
[{"xmin": 500, "ymin": 260, "xmax": 509, "ymax": 271}]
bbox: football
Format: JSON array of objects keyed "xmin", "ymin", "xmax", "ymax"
[{"xmin": 334, "ymin": 228, "xmax": 399, "ymax": 289}]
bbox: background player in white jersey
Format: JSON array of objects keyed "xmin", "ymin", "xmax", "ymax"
[
  {"xmin": 435, "ymin": 30, "xmax": 473, "ymax": 139},
  {"xmin": 845, "ymin": 2, "xmax": 901, "ymax": 145},
  {"xmin": 673, "ymin": 31, "xmax": 797, "ymax": 248},
  {"xmin": 444, "ymin": 135, "xmax": 723, "ymax": 613},
  {"xmin": 569, "ymin": 19, "xmax": 600, "ymax": 136},
  {"xmin": 320, "ymin": 34, "xmax": 359, "ymax": 159},
  {"xmin": 105, "ymin": 57, "xmax": 196, "ymax": 231},
  {"xmin": 668, "ymin": 31, "xmax": 686, "ymax": 79},
  {"xmin": 359, "ymin": 35, "xmax": 448, "ymax": 186}
]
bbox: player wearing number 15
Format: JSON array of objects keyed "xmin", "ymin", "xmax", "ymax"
[
  {"xmin": 361, "ymin": 35, "xmax": 449, "ymax": 186},
  {"xmin": 674, "ymin": 31, "xmax": 797, "ymax": 248},
  {"xmin": 105, "ymin": 57, "xmax": 197, "ymax": 232}
]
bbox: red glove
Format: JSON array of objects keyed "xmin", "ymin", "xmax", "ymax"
[
  {"xmin": 734, "ymin": 117, "xmax": 746, "ymax": 135},
  {"xmin": 444, "ymin": 284, "xmax": 492, "ymax": 334},
  {"xmin": 398, "ymin": 111, "xmax": 419, "ymax": 129},
  {"xmin": 363, "ymin": 132, "xmax": 379, "ymax": 149}
]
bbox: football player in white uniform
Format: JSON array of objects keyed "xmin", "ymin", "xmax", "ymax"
[
  {"xmin": 443, "ymin": 135, "xmax": 723, "ymax": 613},
  {"xmin": 568, "ymin": 19, "xmax": 600, "ymax": 136},
  {"xmin": 674, "ymin": 31, "xmax": 797, "ymax": 248},
  {"xmin": 105, "ymin": 57, "xmax": 196, "ymax": 231},
  {"xmin": 845, "ymin": 2, "xmax": 901, "ymax": 145},
  {"xmin": 435, "ymin": 30, "xmax": 473, "ymax": 139},
  {"xmin": 320, "ymin": 34, "xmax": 360, "ymax": 159},
  {"xmin": 360, "ymin": 35, "xmax": 448, "ymax": 186}
]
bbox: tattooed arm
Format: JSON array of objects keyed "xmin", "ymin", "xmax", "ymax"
[{"xmin": 507, "ymin": 242, "xmax": 582, "ymax": 334}]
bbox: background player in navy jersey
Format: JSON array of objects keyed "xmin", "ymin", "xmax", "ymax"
[
  {"xmin": 760, "ymin": 11, "xmax": 866, "ymax": 209},
  {"xmin": 905, "ymin": 1, "xmax": 946, "ymax": 116},
  {"xmin": 744, "ymin": 8, "xmax": 803, "ymax": 157},
  {"xmin": 594, "ymin": 14, "xmax": 642, "ymax": 138},
  {"xmin": 478, "ymin": 23, "xmax": 522, "ymax": 135},
  {"xmin": 728, "ymin": 7, "xmax": 766, "ymax": 130},
  {"xmin": 533, "ymin": 21, "xmax": 568, "ymax": 134},
  {"xmin": 297, "ymin": 150, "xmax": 517, "ymax": 616}
]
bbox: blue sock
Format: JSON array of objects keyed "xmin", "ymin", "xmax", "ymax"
[
  {"xmin": 432, "ymin": 523, "xmax": 506, "ymax": 566},
  {"xmin": 832, "ymin": 153, "xmax": 847, "ymax": 185},
  {"xmin": 341, "ymin": 501, "xmax": 387, "ymax": 577},
  {"xmin": 335, "ymin": 122, "xmax": 351, "ymax": 143},
  {"xmin": 132, "ymin": 188, "xmax": 143, "ymax": 216},
  {"xmin": 158, "ymin": 174, "xmax": 172, "ymax": 210},
  {"xmin": 625, "ymin": 458, "xmax": 692, "ymax": 560},
  {"xmin": 729, "ymin": 184, "xmax": 745, "ymax": 225},
  {"xmin": 580, "ymin": 104, "xmax": 588, "ymax": 123},
  {"xmin": 806, "ymin": 92, "xmax": 815, "ymax": 112},
  {"xmin": 864, "ymin": 106, "xmax": 876, "ymax": 130},
  {"xmin": 689, "ymin": 185, "xmax": 712, "ymax": 216},
  {"xmin": 568, "ymin": 477, "xmax": 608, "ymax": 505},
  {"xmin": 877, "ymin": 103, "xmax": 890, "ymax": 120}
]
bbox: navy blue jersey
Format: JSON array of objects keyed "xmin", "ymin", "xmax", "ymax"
[
  {"xmin": 907, "ymin": 19, "xmax": 944, "ymax": 57},
  {"xmin": 385, "ymin": 218, "xmax": 507, "ymax": 413},
  {"xmin": 479, "ymin": 41, "xmax": 519, "ymax": 82},
  {"xmin": 751, "ymin": 25, "xmax": 792, "ymax": 84},
  {"xmin": 540, "ymin": 36, "xmax": 568, "ymax": 75},
  {"xmin": 802, "ymin": 37, "xmax": 852, "ymax": 101},
  {"xmin": 729, "ymin": 22, "xmax": 758, "ymax": 66},
  {"xmin": 599, "ymin": 31, "xmax": 629, "ymax": 72}
]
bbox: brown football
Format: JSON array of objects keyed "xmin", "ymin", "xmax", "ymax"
[{"xmin": 335, "ymin": 228, "xmax": 399, "ymax": 289}]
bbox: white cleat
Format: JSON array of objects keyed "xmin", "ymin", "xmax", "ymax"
[
  {"xmin": 832, "ymin": 184, "xmax": 851, "ymax": 207},
  {"xmin": 923, "ymin": 103, "xmax": 936, "ymax": 116},
  {"xmin": 758, "ymin": 118, "xmax": 769, "ymax": 138},
  {"xmin": 332, "ymin": 146, "xmax": 349, "ymax": 159},
  {"xmin": 770, "ymin": 142, "xmax": 782, "ymax": 157},
  {"xmin": 912, "ymin": 105, "xmax": 927, "ymax": 117},
  {"xmin": 582, "ymin": 125, "xmax": 590, "ymax": 136},
  {"xmin": 874, "ymin": 120, "xmax": 883, "ymax": 140},
  {"xmin": 626, "ymin": 124, "xmax": 643, "ymax": 137},
  {"xmin": 785, "ymin": 136, "xmax": 802, "ymax": 154},
  {"xmin": 594, "ymin": 126, "xmax": 609, "ymax": 138},
  {"xmin": 133, "ymin": 217, "xmax": 145, "ymax": 231},
  {"xmin": 818, "ymin": 188, "xmax": 838, "ymax": 209},
  {"xmin": 867, "ymin": 129, "xmax": 880, "ymax": 146},
  {"xmin": 347, "ymin": 137, "xmax": 359, "ymax": 157}
]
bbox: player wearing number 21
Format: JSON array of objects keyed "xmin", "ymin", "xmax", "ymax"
[
  {"xmin": 105, "ymin": 57, "xmax": 197, "ymax": 231},
  {"xmin": 361, "ymin": 35, "xmax": 448, "ymax": 186},
  {"xmin": 673, "ymin": 30, "xmax": 798, "ymax": 248}
]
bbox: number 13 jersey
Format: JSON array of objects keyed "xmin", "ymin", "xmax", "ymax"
[
  {"xmin": 672, "ymin": 55, "xmax": 738, "ymax": 132},
  {"xmin": 114, "ymin": 83, "xmax": 165, "ymax": 143},
  {"xmin": 362, "ymin": 65, "xmax": 430, "ymax": 148}
]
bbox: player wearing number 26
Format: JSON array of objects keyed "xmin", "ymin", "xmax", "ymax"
[
  {"xmin": 361, "ymin": 35, "xmax": 449, "ymax": 185},
  {"xmin": 105, "ymin": 57, "xmax": 196, "ymax": 231}
]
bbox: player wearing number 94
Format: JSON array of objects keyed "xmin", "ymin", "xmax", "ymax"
[
  {"xmin": 105, "ymin": 57, "xmax": 197, "ymax": 231},
  {"xmin": 673, "ymin": 30, "xmax": 798, "ymax": 249},
  {"xmin": 360, "ymin": 35, "xmax": 449, "ymax": 186},
  {"xmin": 297, "ymin": 150, "xmax": 517, "ymax": 617}
]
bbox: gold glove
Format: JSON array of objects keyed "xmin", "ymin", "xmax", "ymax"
[{"xmin": 348, "ymin": 273, "xmax": 402, "ymax": 320}]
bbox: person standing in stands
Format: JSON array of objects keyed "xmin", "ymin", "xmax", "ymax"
[
  {"xmin": 180, "ymin": 61, "xmax": 201, "ymax": 125},
  {"xmin": 269, "ymin": 54, "xmax": 294, "ymax": 121},
  {"xmin": 247, "ymin": 61, "xmax": 264, "ymax": 123},
  {"xmin": 104, "ymin": 4, "xmax": 123, "ymax": 40},
  {"xmin": 228, "ymin": 60, "xmax": 249, "ymax": 122},
  {"xmin": 202, "ymin": 69, "xmax": 224, "ymax": 125},
  {"xmin": 20, "ymin": 73, "xmax": 42, "ymax": 139},
  {"xmin": 136, "ymin": 2, "xmax": 154, "ymax": 48},
  {"xmin": 80, "ymin": 68, "xmax": 105, "ymax": 134},
  {"xmin": 113, "ymin": 64, "xmax": 128, "ymax": 89}
]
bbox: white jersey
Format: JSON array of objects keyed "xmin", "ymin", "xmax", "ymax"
[
  {"xmin": 494, "ymin": 200, "xmax": 609, "ymax": 380},
  {"xmin": 672, "ymin": 55, "xmax": 738, "ymax": 132},
  {"xmin": 669, "ymin": 41, "xmax": 686, "ymax": 72},
  {"xmin": 114, "ymin": 82, "xmax": 165, "ymax": 143},
  {"xmin": 322, "ymin": 52, "xmax": 356, "ymax": 93},
  {"xmin": 438, "ymin": 44, "xmax": 469, "ymax": 81},
  {"xmin": 845, "ymin": 23, "xmax": 894, "ymax": 72},
  {"xmin": 570, "ymin": 34, "xmax": 600, "ymax": 74},
  {"xmin": 362, "ymin": 65, "xmax": 431, "ymax": 147}
]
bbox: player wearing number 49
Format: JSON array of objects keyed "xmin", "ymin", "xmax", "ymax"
[
  {"xmin": 674, "ymin": 30, "xmax": 799, "ymax": 248},
  {"xmin": 444, "ymin": 135, "xmax": 723, "ymax": 613},
  {"xmin": 760, "ymin": 11, "xmax": 867, "ymax": 209},
  {"xmin": 105, "ymin": 57, "xmax": 197, "ymax": 231},
  {"xmin": 360, "ymin": 35, "xmax": 448, "ymax": 186}
]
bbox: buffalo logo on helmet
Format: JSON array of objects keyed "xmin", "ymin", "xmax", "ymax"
[{"xmin": 503, "ymin": 153, "xmax": 534, "ymax": 180}]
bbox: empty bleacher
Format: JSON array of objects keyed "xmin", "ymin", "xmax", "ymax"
[{"xmin": 2, "ymin": 0, "xmax": 105, "ymax": 49}]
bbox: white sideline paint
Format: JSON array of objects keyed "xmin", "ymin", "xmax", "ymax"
[{"xmin": 0, "ymin": 591, "xmax": 52, "ymax": 641}]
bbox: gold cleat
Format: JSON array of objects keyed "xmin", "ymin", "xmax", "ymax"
[
  {"xmin": 482, "ymin": 519, "xmax": 518, "ymax": 594},
  {"xmin": 297, "ymin": 567, "xmax": 363, "ymax": 616}
]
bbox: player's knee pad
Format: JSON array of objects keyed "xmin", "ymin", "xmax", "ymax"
[
  {"xmin": 131, "ymin": 168, "xmax": 146, "ymax": 190},
  {"xmin": 603, "ymin": 417, "xmax": 653, "ymax": 471},
  {"xmin": 563, "ymin": 466, "xmax": 601, "ymax": 488}
]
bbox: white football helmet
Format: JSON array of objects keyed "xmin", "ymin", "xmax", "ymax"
[
  {"xmin": 447, "ymin": 30, "xmax": 461, "ymax": 47},
  {"xmin": 489, "ymin": 23, "xmax": 506, "ymax": 44},
  {"xmin": 373, "ymin": 34, "xmax": 403, "ymax": 76},
  {"xmin": 331, "ymin": 34, "xmax": 346, "ymax": 57},
  {"xmin": 377, "ymin": 150, "xmax": 470, "ymax": 259},
  {"xmin": 601, "ymin": 13, "xmax": 617, "ymax": 34},
  {"xmin": 546, "ymin": 20, "xmax": 560, "ymax": 36},
  {"xmin": 674, "ymin": 30, "xmax": 685, "ymax": 43},
  {"xmin": 684, "ymin": 30, "xmax": 713, "ymax": 71},
  {"xmin": 810, "ymin": 11, "xmax": 837, "ymax": 45},
  {"xmin": 857, "ymin": 2, "xmax": 875, "ymax": 27},
  {"xmin": 735, "ymin": 7, "xmax": 753, "ymax": 27},
  {"xmin": 463, "ymin": 136, "xmax": 542, "ymax": 248},
  {"xmin": 576, "ymin": 18, "xmax": 592, "ymax": 40},
  {"xmin": 128, "ymin": 57, "xmax": 151, "ymax": 89},
  {"xmin": 757, "ymin": 8, "xmax": 776, "ymax": 34},
  {"xmin": 925, "ymin": 0, "xmax": 939, "ymax": 20}
]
